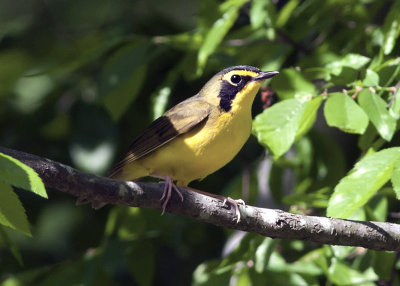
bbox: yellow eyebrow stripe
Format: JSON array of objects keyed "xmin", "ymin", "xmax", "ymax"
[{"xmin": 221, "ymin": 70, "xmax": 259, "ymax": 81}]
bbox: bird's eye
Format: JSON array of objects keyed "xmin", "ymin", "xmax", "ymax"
[{"xmin": 231, "ymin": 74, "xmax": 241, "ymax": 84}]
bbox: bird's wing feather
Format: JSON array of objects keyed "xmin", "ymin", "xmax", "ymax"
[{"xmin": 109, "ymin": 96, "xmax": 212, "ymax": 177}]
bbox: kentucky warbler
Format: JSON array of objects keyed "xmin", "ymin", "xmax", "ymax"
[{"xmin": 109, "ymin": 65, "xmax": 278, "ymax": 220}]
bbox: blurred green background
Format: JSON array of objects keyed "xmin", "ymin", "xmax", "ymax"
[{"xmin": 1, "ymin": 0, "xmax": 400, "ymax": 285}]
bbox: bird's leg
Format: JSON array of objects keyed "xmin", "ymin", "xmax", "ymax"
[{"xmin": 152, "ymin": 175, "xmax": 183, "ymax": 215}]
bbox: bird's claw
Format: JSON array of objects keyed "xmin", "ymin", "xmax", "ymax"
[{"xmin": 222, "ymin": 197, "xmax": 245, "ymax": 223}]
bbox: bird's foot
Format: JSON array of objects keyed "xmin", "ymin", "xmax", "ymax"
[
  {"xmin": 159, "ymin": 176, "xmax": 183, "ymax": 215},
  {"xmin": 223, "ymin": 197, "xmax": 245, "ymax": 223}
]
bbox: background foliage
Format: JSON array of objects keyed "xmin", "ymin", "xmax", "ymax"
[{"xmin": 1, "ymin": 0, "xmax": 400, "ymax": 285}]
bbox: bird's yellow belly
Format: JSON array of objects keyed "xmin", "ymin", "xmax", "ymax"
[{"xmin": 134, "ymin": 110, "xmax": 252, "ymax": 185}]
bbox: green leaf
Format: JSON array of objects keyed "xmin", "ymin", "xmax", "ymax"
[
  {"xmin": 12, "ymin": 74, "xmax": 55, "ymax": 113},
  {"xmin": 330, "ymin": 245, "xmax": 354, "ymax": 260},
  {"xmin": 372, "ymin": 251, "xmax": 395, "ymax": 280},
  {"xmin": 69, "ymin": 106, "xmax": 117, "ymax": 175},
  {"xmin": 267, "ymin": 250, "xmax": 322, "ymax": 275},
  {"xmin": 275, "ymin": 0, "xmax": 300, "ymax": 28},
  {"xmin": 327, "ymin": 147, "xmax": 400, "ymax": 219},
  {"xmin": 358, "ymin": 123, "xmax": 378, "ymax": 151},
  {"xmin": 250, "ymin": 0, "xmax": 276, "ymax": 39},
  {"xmin": 0, "ymin": 182, "xmax": 31, "ymax": 236},
  {"xmin": 150, "ymin": 68, "xmax": 180, "ymax": 120},
  {"xmin": 253, "ymin": 97, "xmax": 320, "ymax": 158},
  {"xmin": 296, "ymin": 96, "xmax": 323, "ymax": 140},
  {"xmin": 362, "ymin": 69, "xmax": 380, "ymax": 87},
  {"xmin": 197, "ymin": 0, "xmax": 220, "ymax": 30},
  {"xmin": 271, "ymin": 68, "xmax": 316, "ymax": 100},
  {"xmin": 254, "ymin": 238, "xmax": 276, "ymax": 273},
  {"xmin": 193, "ymin": 260, "xmax": 231, "ymax": 286},
  {"xmin": 0, "ymin": 225, "xmax": 24, "ymax": 265},
  {"xmin": 197, "ymin": 1, "xmax": 247, "ymax": 74},
  {"xmin": 328, "ymin": 258, "xmax": 378, "ymax": 285},
  {"xmin": 250, "ymin": 0, "xmax": 267, "ymax": 29},
  {"xmin": 0, "ymin": 153, "xmax": 47, "ymax": 198},
  {"xmin": 358, "ymin": 89, "xmax": 396, "ymax": 141},
  {"xmin": 252, "ymin": 98, "xmax": 307, "ymax": 157},
  {"xmin": 381, "ymin": 1, "xmax": 400, "ymax": 55},
  {"xmin": 236, "ymin": 268, "xmax": 251, "ymax": 286},
  {"xmin": 391, "ymin": 159, "xmax": 400, "ymax": 200},
  {"xmin": 323, "ymin": 93, "xmax": 368, "ymax": 134},
  {"xmin": 102, "ymin": 63, "xmax": 147, "ymax": 121},
  {"xmin": 100, "ymin": 41, "xmax": 164, "ymax": 121},
  {"xmin": 0, "ymin": 50, "xmax": 31, "ymax": 96},
  {"xmin": 330, "ymin": 67, "xmax": 358, "ymax": 86},
  {"xmin": 327, "ymin": 54, "xmax": 370, "ymax": 76},
  {"xmin": 366, "ymin": 194, "xmax": 388, "ymax": 222},
  {"xmin": 128, "ymin": 240, "xmax": 155, "ymax": 286},
  {"xmin": 389, "ymin": 88, "xmax": 400, "ymax": 119}
]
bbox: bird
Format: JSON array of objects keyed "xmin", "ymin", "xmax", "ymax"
[{"xmin": 109, "ymin": 65, "xmax": 278, "ymax": 221}]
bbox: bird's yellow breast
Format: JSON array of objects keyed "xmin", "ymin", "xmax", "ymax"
[{"xmin": 122, "ymin": 80, "xmax": 263, "ymax": 186}]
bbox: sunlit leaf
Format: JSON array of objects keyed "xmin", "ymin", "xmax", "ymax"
[
  {"xmin": 275, "ymin": 0, "xmax": 300, "ymax": 28},
  {"xmin": 362, "ymin": 69, "xmax": 380, "ymax": 87},
  {"xmin": 267, "ymin": 250, "xmax": 322, "ymax": 275},
  {"xmin": 253, "ymin": 96, "xmax": 320, "ymax": 158},
  {"xmin": 236, "ymin": 268, "xmax": 251, "ymax": 286},
  {"xmin": 330, "ymin": 245, "xmax": 354, "ymax": 260},
  {"xmin": 197, "ymin": 1, "xmax": 246, "ymax": 74},
  {"xmin": 250, "ymin": 0, "xmax": 267, "ymax": 29},
  {"xmin": 254, "ymin": 238, "xmax": 276, "ymax": 273},
  {"xmin": 69, "ymin": 106, "xmax": 117, "ymax": 175},
  {"xmin": 12, "ymin": 74, "xmax": 55, "ymax": 113},
  {"xmin": 0, "ymin": 182, "xmax": 31, "ymax": 236},
  {"xmin": 389, "ymin": 88, "xmax": 400, "ymax": 119},
  {"xmin": 0, "ymin": 153, "xmax": 47, "ymax": 198},
  {"xmin": 358, "ymin": 89, "xmax": 396, "ymax": 141},
  {"xmin": 381, "ymin": 1, "xmax": 400, "ymax": 55},
  {"xmin": 324, "ymin": 93, "xmax": 368, "ymax": 134},
  {"xmin": 327, "ymin": 54, "xmax": 370, "ymax": 76},
  {"xmin": 271, "ymin": 68, "xmax": 316, "ymax": 100},
  {"xmin": 328, "ymin": 259, "xmax": 378, "ymax": 285},
  {"xmin": 150, "ymin": 68, "xmax": 180, "ymax": 119},
  {"xmin": 327, "ymin": 147, "xmax": 400, "ymax": 219},
  {"xmin": 253, "ymin": 98, "xmax": 306, "ymax": 157},
  {"xmin": 391, "ymin": 159, "xmax": 400, "ymax": 200},
  {"xmin": 193, "ymin": 260, "xmax": 231, "ymax": 286},
  {"xmin": 296, "ymin": 96, "xmax": 323, "ymax": 140},
  {"xmin": 250, "ymin": 0, "xmax": 276, "ymax": 39},
  {"xmin": 366, "ymin": 195, "xmax": 388, "ymax": 222}
]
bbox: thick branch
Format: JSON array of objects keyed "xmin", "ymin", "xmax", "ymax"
[{"xmin": 1, "ymin": 146, "xmax": 400, "ymax": 251}]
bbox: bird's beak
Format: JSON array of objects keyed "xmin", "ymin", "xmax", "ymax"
[{"xmin": 253, "ymin": 71, "xmax": 279, "ymax": 81}]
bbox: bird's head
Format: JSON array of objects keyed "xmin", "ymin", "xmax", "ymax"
[{"xmin": 200, "ymin": 65, "xmax": 279, "ymax": 112}]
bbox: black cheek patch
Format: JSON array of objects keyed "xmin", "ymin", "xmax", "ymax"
[{"xmin": 218, "ymin": 76, "xmax": 252, "ymax": 112}]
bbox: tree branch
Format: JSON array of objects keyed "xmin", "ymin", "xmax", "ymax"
[{"xmin": 1, "ymin": 146, "xmax": 399, "ymax": 251}]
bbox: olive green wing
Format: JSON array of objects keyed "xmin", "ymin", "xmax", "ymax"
[{"xmin": 108, "ymin": 96, "xmax": 212, "ymax": 178}]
